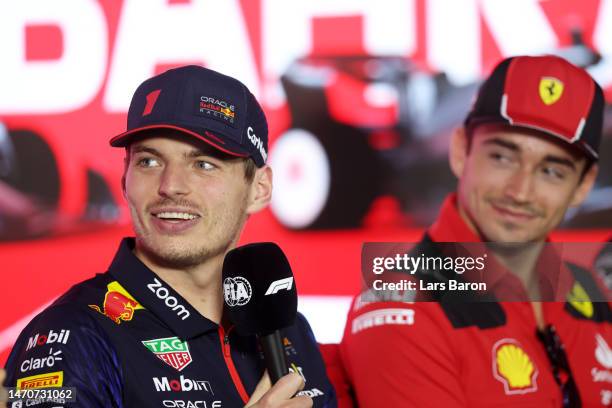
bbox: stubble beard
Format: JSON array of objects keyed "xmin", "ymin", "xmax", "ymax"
[{"xmin": 131, "ymin": 206, "xmax": 247, "ymax": 269}]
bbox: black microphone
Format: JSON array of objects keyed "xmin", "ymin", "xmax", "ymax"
[{"xmin": 222, "ymin": 242, "xmax": 298, "ymax": 384}]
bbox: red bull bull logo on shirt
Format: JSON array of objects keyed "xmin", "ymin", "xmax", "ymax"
[{"xmin": 89, "ymin": 281, "xmax": 144, "ymax": 324}]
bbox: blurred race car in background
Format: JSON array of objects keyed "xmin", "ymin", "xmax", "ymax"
[
  {"xmin": 0, "ymin": 122, "xmax": 120, "ymax": 240},
  {"xmin": 270, "ymin": 33, "xmax": 612, "ymax": 230},
  {"xmin": 270, "ymin": 55, "xmax": 476, "ymax": 230}
]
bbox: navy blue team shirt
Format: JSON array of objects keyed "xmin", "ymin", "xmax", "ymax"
[{"xmin": 4, "ymin": 238, "xmax": 337, "ymax": 407}]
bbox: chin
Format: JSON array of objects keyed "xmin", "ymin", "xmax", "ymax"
[
  {"xmin": 494, "ymin": 232, "xmax": 540, "ymax": 244},
  {"xmin": 138, "ymin": 235, "xmax": 196, "ymax": 263},
  {"xmin": 152, "ymin": 245, "xmax": 205, "ymax": 268},
  {"xmin": 479, "ymin": 224, "xmax": 532, "ymax": 244}
]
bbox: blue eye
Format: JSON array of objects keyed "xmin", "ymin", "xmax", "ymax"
[
  {"xmin": 196, "ymin": 161, "xmax": 216, "ymax": 170},
  {"xmin": 137, "ymin": 157, "xmax": 160, "ymax": 167}
]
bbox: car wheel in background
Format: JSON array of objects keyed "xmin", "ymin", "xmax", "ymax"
[{"xmin": 270, "ymin": 123, "xmax": 381, "ymax": 229}]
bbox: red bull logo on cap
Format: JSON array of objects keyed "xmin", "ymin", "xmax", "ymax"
[{"xmin": 89, "ymin": 281, "xmax": 144, "ymax": 324}]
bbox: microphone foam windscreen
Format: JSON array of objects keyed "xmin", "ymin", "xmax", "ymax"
[{"xmin": 222, "ymin": 242, "xmax": 297, "ymax": 335}]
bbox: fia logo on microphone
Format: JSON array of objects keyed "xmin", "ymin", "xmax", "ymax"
[{"xmin": 223, "ymin": 276, "xmax": 252, "ymax": 306}]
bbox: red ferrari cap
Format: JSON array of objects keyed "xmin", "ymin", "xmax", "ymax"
[{"xmin": 464, "ymin": 55, "xmax": 604, "ymax": 160}]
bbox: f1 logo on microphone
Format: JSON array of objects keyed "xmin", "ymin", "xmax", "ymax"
[{"xmin": 265, "ymin": 277, "xmax": 294, "ymax": 295}]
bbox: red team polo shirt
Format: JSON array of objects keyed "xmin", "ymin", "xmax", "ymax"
[{"xmin": 340, "ymin": 195, "xmax": 612, "ymax": 407}]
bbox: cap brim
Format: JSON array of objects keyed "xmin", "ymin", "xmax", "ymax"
[
  {"xmin": 465, "ymin": 117, "xmax": 599, "ymax": 161},
  {"xmin": 109, "ymin": 124, "xmax": 249, "ymax": 158}
]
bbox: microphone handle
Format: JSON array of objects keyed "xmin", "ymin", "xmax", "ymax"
[{"xmin": 259, "ymin": 330, "xmax": 289, "ymax": 384}]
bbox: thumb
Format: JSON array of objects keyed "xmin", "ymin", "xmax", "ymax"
[{"xmin": 0, "ymin": 369, "xmax": 7, "ymax": 408}]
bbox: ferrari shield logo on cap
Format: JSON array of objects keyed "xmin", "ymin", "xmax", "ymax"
[{"xmin": 539, "ymin": 77, "xmax": 564, "ymax": 105}]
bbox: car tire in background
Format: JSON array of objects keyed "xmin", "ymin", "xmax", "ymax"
[
  {"xmin": 4, "ymin": 129, "xmax": 61, "ymax": 209},
  {"xmin": 270, "ymin": 122, "xmax": 381, "ymax": 230}
]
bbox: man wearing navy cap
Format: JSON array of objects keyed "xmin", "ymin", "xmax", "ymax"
[
  {"xmin": 341, "ymin": 55, "xmax": 612, "ymax": 406},
  {"xmin": 2, "ymin": 66, "xmax": 335, "ymax": 407}
]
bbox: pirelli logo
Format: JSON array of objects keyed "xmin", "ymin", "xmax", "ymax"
[{"xmin": 17, "ymin": 371, "xmax": 63, "ymax": 389}]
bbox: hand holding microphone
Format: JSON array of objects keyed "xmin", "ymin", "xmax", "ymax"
[
  {"xmin": 0, "ymin": 369, "xmax": 7, "ymax": 408},
  {"xmin": 245, "ymin": 371, "xmax": 312, "ymax": 408},
  {"xmin": 223, "ymin": 242, "xmax": 312, "ymax": 407}
]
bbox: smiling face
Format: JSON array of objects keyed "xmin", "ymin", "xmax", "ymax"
[
  {"xmin": 123, "ymin": 130, "xmax": 271, "ymax": 268},
  {"xmin": 449, "ymin": 123, "xmax": 598, "ymax": 243}
]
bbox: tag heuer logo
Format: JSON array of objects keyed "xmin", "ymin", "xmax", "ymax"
[{"xmin": 142, "ymin": 337, "xmax": 193, "ymax": 372}]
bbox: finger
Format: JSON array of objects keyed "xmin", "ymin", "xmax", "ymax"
[
  {"xmin": 285, "ymin": 395, "xmax": 313, "ymax": 407},
  {"xmin": 245, "ymin": 370, "xmax": 272, "ymax": 408},
  {"xmin": 253, "ymin": 373, "xmax": 305, "ymax": 406},
  {"xmin": 0, "ymin": 369, "xmax": 7, "ymax": 405}
]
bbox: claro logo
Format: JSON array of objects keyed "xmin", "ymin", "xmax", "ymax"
[{"xmin": 147, "ymin": 278, "xmax": 190, "ymax": 320}]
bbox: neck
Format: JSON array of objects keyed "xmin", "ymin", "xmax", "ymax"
[
  {"xmin": 133, "ymin": 246, "xmax": 227, "ymax": 324},
  {"xmin": 456, "ymin": 201, "xmax": 544, "ymax": 298}
]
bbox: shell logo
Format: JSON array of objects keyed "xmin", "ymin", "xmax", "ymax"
[{"xmin": 492, "ymin": 339, "xmax": 539, "ymax": 395}]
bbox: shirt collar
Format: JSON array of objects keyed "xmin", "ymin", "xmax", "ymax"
[
  {"xmin": 107, "ymin": 237, "xmax": 218, "ymax": 339},
  {"xmin": 427, "ymin": 194, "xmax": 573, "ymax": 300}
]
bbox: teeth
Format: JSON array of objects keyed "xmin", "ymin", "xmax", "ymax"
[{"xmin": 156, "ymin": 212, "xmax": 198, "ymax": 220}]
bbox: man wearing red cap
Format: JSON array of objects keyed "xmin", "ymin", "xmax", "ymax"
[
  {"xmin": 341, "ymin": 55, "xmax": 611, "ymax": 407},
  {"xmin": 2, "ymin": 66, "xmax": 334, "ymax": 407}
]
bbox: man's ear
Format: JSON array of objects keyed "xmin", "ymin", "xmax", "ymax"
[
  {"xmin": 570, "ymin": 163, "xmax": 598, "ymax": 208},
  {"xmin": 121, "ymin": 152, "xmax": 129, "ymax": 199},
  {"xmin": 121, "ymin": 175, "xmax": 127, "ymax": 199},
  {"xmin": 246, "ymin": 166, "xmax": 273, "ymax": 215},
  {"xmin": 449, "ymin": 126, "xmax": 469, "ymax": 179}
]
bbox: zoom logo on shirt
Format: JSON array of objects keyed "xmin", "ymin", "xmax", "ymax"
[{"xmin": 147, "ymin": 278, "xmax": 190, "ymax": 320}]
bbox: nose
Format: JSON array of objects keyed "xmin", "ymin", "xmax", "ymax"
[
  {"xmin": 503, "ymin": 168, "xmax": 534, "ymax": 204},
  {"xmin": 158, "ymin": 163, "xmax": 190, "ymax": 198}
]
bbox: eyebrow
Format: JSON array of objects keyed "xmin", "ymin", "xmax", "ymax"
[
  {"xmin": 482, "ymin": 138, "xmax": 577, "ymax": 171},
  {"xmin": 542, "ymin": 155, "xmax": 577, "ymax": 171},
  {"xmin": 131, "ymin": 145, "xmax": 161, "ymax": 156},
  {"xmin": 186, "ymin": 149, "xmax": 211, "ymax": 158},
  {"xmin": 131, "ymin": 145, "xmax": 213, "ymax": 159},
  {"xmin": 482, "ymin": 138, "xmax": 519, "ymax": 152}
]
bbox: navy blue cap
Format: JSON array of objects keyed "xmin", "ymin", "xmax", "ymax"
[{"xmin": 110, "ymin": 65, "xmax": 268, "ymax": 167}]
